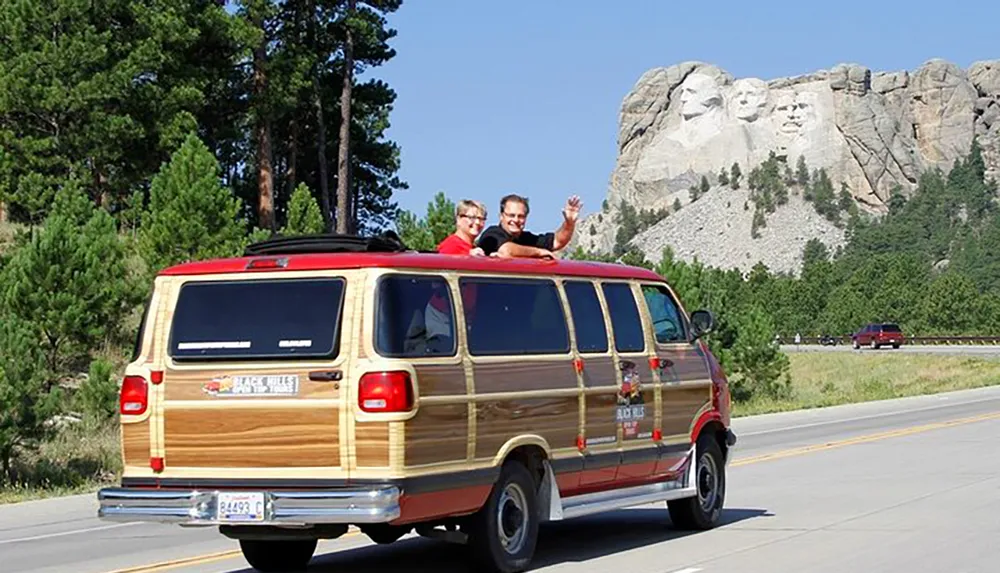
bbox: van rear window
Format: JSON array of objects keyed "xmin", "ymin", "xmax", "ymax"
[{"xmin": 169, "ymin": 278, "xmax": 345, "ymax": 361}]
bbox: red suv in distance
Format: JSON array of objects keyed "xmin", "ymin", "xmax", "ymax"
[{"xmin": 852, "ymin": 323, "xmax": 904, "ymax": 349}]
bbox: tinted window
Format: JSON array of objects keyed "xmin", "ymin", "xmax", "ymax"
[
  {"xmin": 601, "ymin": 282, "xmax": 645, "ymax": 353},
  {"xmin": 461, "ymin": 278, "xmax": 569, "ymax": 355},
  {"xmin": 376, "ymin": 274, "xmax": 456, "ymax": 357},
  {"xmin": 881, "ymin": 324, "xmax": 901, "ymax": 332},
  {"xmin": 564, "ymin": 281, "xmax": 608, "ymax": 353},
  {"xmin": 169, "ymin": 278, "xmax": 344, "ymax": 361},
  {"xmin": 642, "ymin": 284, "xmax": 687, "ymax": 343}
]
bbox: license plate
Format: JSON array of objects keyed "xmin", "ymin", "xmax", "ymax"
[{"xmin": 217, "ymin": 492, "xmax": 265, "ymax": 522}]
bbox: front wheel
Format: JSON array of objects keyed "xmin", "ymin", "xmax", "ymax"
[
  {"xmin": 668, "ymin": 433, "xmax": 726, "ymax": 530},
  {"xmin": 239, "ymin": 539, "xmax": 317, "ymax": 572},
  {"xmin": 465, "ymin": 461, "xmax": 539, "ymax": 573}
]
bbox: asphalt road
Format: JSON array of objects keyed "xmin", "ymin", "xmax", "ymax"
[
  {"xmin": 4, "ymin": 384, "xmax": 1000, "ymax": 573},
  {"xmin": 782, "ymin": 343, "xmax": 1000, "ymax": 358}
]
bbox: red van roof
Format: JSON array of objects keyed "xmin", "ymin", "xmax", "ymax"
[{"xmin": 158, "ymin": 252, "xmax": 664, "ymax": 281}]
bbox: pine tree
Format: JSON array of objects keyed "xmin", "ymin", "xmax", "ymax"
[
  {"xmin": 731, "ymin": 304, "xmax": 790, "ymax": 402},
  {"xmin": 795, "ymin": 155, "xmax": 810, "ymax": 187},
  {"xmin": 730, "ymin": 162, "xmax": 742, "ymax": 189},
  {"xmin": 718, "ymin": 168, "xmax": 729, "ymax": 187},
  {"xmin": 700, "ymin": 175, "xmax": 710, "ymax": 196},
  {"xmin": 282, "ymin": 183, "xmax": 325, "ymax": 235},
  {"xmin": 0, "ymin": 315, "xmax": 61, "ymax": 484},
  {"xmin": 2, "ymin": 182, "xmax": 136, "ymax": 376},
  {"xmin": 139, "ymin": 134, "xmax": 247, "ymax": 273},
  {"xmin": 394, "ymin": 191, "xmax": 455, "ymax": 251}
]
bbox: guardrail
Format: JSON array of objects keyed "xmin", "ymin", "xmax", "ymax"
[{"xmin": 777, "ymin": 336, "xmax": 1000, "ymax": 346}]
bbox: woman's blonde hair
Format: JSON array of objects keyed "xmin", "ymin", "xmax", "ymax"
[{"xmin": 455, "ymin": 199, "xmax": 487, "ymax": 219}]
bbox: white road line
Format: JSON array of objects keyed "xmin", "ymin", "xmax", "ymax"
[
  {"xmin": 739, "ymin": 393, "xmax": 1000, "ymax": 436},
  {"xmin": 668, "ymin": 568, "xmax": 701, "ymax": 573},
  {"xmin": 0, "ymin": 522, "xmax": 137, "ymax": 545}
]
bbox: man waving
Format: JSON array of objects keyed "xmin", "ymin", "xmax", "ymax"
[{"xmin": 476, "ymin": 194, "xmax": 582, "ymax": 258}]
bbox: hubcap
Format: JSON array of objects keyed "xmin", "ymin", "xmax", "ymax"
[
  {"xmin": 496, "ymin": 482, "xmax": 528, "ymax": 554},
  {"xmin": 697, "ymin": 452, "xmax": 719, "ymax": 513}
]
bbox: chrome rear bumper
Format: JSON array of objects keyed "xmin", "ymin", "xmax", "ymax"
[{"xmin": 97, "ymin": 486, "xmax": 400, "ymax": 525}]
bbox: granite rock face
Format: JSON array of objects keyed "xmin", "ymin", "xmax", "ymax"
[{"xmin": 579, "ymin": 59, "xmax": 1000, "ymax": 274}]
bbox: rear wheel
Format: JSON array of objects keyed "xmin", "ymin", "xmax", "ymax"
[
  {"xmin": 239, "ymin": 538, "xmax": 317, "ymax": 572},
  {"xmin": 892, "ymin": 343, "xmax": 900, "ymax": 349},
  {"xmin": 668, "ymin": 433, "xmax": 726, "ymax": 530},
  {"xmin": 465, "ymin": 461, "xmax": 539, "ymax": 573}
]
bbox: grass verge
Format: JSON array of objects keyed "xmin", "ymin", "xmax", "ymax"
[
  {"xmin": 734, "ymin": 352, "xmax": 1000, "ymax": 417},
  {"xmin": 0, "ymin": 421, "xmax": 120, "ymax": 504}
]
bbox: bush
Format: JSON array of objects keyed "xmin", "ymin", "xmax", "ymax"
[
  {"xmin": 77, "ymin": 359, "xmax": 119, "ymax": 426},
  {"xmin": 730, "ymin": 305, "xmax": 791, "ymax": 402}
]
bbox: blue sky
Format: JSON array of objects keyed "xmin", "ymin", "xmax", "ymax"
[{"xmin": 373, "ymin": 1, "xmax": 999, "ymax": 232}]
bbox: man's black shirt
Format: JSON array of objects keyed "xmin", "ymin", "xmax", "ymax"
[{"xmin": 476, "ymin": 225, "xmax": 555, "ymax": 255}]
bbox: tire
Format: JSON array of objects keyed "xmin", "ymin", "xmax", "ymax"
[
  {"xmin": 239, "ymin": 539, "xmax": 317, "ymax": 572},
  {"xmin": 852, "ymin": 340, "xmax": 860, "ymax": 349},
  {"xmin": 361, "ymin": 523, "xmax": 410, "ymax": 544},
  {"xmin": 892, "ymin": 344, "xmax": 900, "ymax": 349},
  {"xmin": 465, "ymin": 461, "xmax": 539, "ymax": 573},
  {"xmin": 871, "ymin": 340, "xmax": 879, "ymax": 350},
  {"xmin": 668, "ymin": 433, "xmax": 726, "ymax": 530}
]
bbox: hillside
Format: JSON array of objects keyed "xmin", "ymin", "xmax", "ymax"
[{"xmin": 576, "ymin": 59, "xmax": 1000, "ymax": 273}]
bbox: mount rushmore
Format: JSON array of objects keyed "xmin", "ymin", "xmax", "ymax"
[{"xmin": 578, "ymin": 59, "xmax": 1000, "ymax": 274}]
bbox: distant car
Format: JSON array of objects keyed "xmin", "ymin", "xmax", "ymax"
[
  {"xmin": 852, "ymin": 323, "xmax": 904, "ymax": 349},
  {"xmin": 819, "ymin": 334, "xmax": 839, "ymax": 346}
]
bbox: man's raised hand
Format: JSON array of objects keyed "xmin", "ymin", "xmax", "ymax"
[{"xmin": 563, "ymin": 195, "xmax": 582, "ymax": 223}]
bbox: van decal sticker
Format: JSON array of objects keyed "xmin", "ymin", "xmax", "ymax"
[
  {"xmin": 202, "ymin": 374, "xmax": 300, "ymax": 397},
  {"xmin": 178, "ymin": 340, "xmax": 251, "ymax": 350},
  {"xmin": 616, "ymin": 360, "xmax": 646, "ymax": 438}
]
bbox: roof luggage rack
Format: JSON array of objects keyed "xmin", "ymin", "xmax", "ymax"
[{"xmin": 243, "ymin": 231, "xmax": 409, "ymax": 256}]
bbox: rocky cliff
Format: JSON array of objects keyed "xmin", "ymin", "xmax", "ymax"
[{"xmin": 578, "ymin": 59, "xmax": 1000, "ymax": 274}]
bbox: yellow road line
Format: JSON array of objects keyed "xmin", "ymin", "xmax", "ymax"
[
  {"xmin": 105, "ymin": 410, "xmax": 1000, "ymax": 573},
  {"xmin": 103, "ymin": 550, "xmax": 241, "ymax": 573},
  {"xmin": 104, "ymin": 531, "xmax": 360, "ymax": 573}
]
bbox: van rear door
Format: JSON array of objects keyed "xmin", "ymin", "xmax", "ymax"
[{"xmin": 155, "ymin": 274, "xmax": 351, "ymax": 477}]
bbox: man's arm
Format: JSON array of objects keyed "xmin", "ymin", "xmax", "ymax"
[
  {"xmin": 552, "ymin": 195, "xmax": 582, "ymax": 251},
  {"xmin": 496, "ymin": 242, "xmax": 554, "ymax": 259},
  {"xmin": 475, "ymin": 226, "xmax": 506, "ymax": 256}
]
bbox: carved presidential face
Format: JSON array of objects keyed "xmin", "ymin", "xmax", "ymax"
[
  {"xmin": 679, "ymin": 73, "xmax": 723, "ymax": 120},
  {"xmin": 731, "ymin": 78, "xmax": 769, "ymax": 122},
  {"xmin": 775, "ymin": 91, "xmax": 819, "ymax": 135}
]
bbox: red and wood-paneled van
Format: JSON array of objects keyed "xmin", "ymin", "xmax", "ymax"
[{"xmin": 98, "ymin": 235, "xmax": 737, "ymax": 573}]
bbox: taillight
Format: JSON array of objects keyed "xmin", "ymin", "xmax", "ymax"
[
  {"xmin": 120, "ymin": 375, "xmax": 149, "ymax": 415},
  {"xmin": 358, "ymin": 371, "xmax": 414, "ymax": 413}
]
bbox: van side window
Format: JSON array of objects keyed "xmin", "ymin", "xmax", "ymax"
[
  {"xmin": 376, "ymin": 274, "xmax": 456, "ymax": 357},
  {"xmin": 601, "ymin": 282, "xmax": 645, "ymax": 353},
  {"xmin": 564, "ymin": 281, "xmax": 608, "ymax": 353},
  {"xmin": 461, "ymin": 278, "xmax": 569, "ymax": 355},
  {"xmin": 641, "ymin": 284, "xmax": 687, "ymax": 343}
]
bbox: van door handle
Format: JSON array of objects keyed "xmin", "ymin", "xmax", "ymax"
[{"xmin": 309, "ymin": 370, "xmax": 343, "ymax": 382}]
